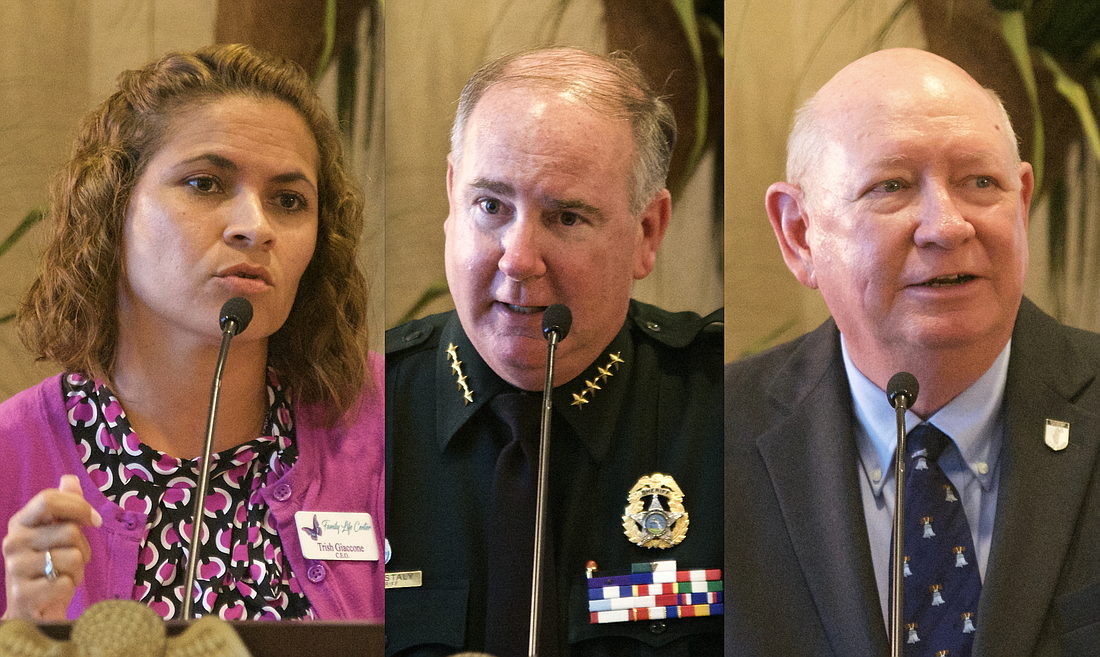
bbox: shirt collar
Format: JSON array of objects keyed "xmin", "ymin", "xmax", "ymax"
[
  {"xmin": 844, "ymin": 335, "xmax": 1010, "ymax": 496},
  {"xmin": 435, "ymin": 311, "xmax": 631, "ymax": 465},
  {"xmin": 434, "ymin": 312, "xmax": 514, "ymax": 451}
]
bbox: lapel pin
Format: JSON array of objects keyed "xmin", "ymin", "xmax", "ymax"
[{"xmin": 1045, "ymin": 419, "xmax": 1069, "ymax": 451}]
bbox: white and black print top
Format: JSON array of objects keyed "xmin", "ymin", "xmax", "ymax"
[{"xmin": 63, "ymin": 370, "xmax": 316, "ymax": 620}]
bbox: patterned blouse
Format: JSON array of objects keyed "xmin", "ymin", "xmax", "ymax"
[{"xmin": 63, "ymin": 370, "xmax": 316, "ymax": 620}]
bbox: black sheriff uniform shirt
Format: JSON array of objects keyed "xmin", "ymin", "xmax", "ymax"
[{"xmin": 384, "ymin": 300, "xmax": 723, "ymax": 656}]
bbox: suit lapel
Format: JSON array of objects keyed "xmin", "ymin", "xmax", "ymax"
[
  {"xmin": 976, "ymin": 300, "xmax": 1100, "ymax": 656},
  {"xmin": 756, "ymin": 321, "xmax": 888, "ymax": 655}
]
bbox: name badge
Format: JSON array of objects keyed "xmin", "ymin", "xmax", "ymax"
[
  {"xmin": 385, "ymin": 571, "xmax": 423, "ymax": 589},
  {"xmin": 295, "ymin": 511, "xmax": 379, "ymax": 561}
]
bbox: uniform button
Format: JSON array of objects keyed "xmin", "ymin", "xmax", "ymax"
[
  {"xmin": 404, "ymin": 330, "xmax": 422, "ymax": 342},
  {"xmin": 645, "ymin": 321, "xmax": 661, "ymax": 332},
  {"xmin": 871, "ymin": 468, "xmax": 882, "ymax": 483},
  {"xmin": 649, "ymin": 620, "xmax": 666, "ymax": 634},
  {"xmin": 307, "ymin": 563, "xmax": 326, "ymax": 583},
  {"xmin": 273, "ymin": 483, "xmax": 292, "ymax": 501},
  {"xmin": 976, "ymin": 462, "xmax": 989, "ymax": 475},
  {"xmin": 122, "ymin": 511, "xmax": 140, "ymax": 531}
]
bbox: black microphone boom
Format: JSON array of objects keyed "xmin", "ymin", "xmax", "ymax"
[
  {"xmin": 886, "ymin": 371, "xmax": 918, "ymax": 657},
  {"xmin": 180, "ymin": 297, "xmax": 253, "ymax": 620}
]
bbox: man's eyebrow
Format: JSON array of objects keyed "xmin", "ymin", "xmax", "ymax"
[
  {"xmin": 469, "ymin": 177, "xmax": 605, "ymax": 221},
  {"xmin": 951, "ymin": 151, "xmax": 1004, "ymax": 166},
  {"xmin": 469, "ymin": 178, "xmax": 514, "ymax": 196},
  {"xmin": 545, "ymin": 197, "xmax": 604, "ymax": 221},
  {"xmin": 176, "ymin": 153, "xmax": 317, "ymax": 193},
  {"xmin": 867, "ymin": 151, "xmax": 1003, "ymax": 168}
]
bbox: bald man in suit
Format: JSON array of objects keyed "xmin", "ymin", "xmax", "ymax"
[{"xmin": 725, "ymin": 48, "xmax": 1100, "ymax": 656}]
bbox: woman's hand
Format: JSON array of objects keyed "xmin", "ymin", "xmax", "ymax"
[{"xmin": 2, "ymin": 475, "xmax": 102, "ymax": 620}]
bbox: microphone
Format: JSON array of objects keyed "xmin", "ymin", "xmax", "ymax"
[
  {"xmin": 219, "ymin": 296, "xmax": 253, "ymax": 337},
  {"xmin": 887, "ymin": 371, "xmax": 918, "ymax": 410},
  {"xmin": 180, "ymin": 297, "xmax": 253, "ymax": 620},
  {"xmin": 529, "ymin": 304, "xmax": 571, "ymax": 656},
  {"xmin": 541, "ymin": 303, "xmax": 572, "ymax": 343},
  {"xmin": 886, "ymin": 371, "xmax": 919, "ymax": 657}
]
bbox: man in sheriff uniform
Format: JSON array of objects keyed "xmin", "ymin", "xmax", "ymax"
[{"xmin": 384, "ymin": 47, "xmax": 723, "ymax": 656}]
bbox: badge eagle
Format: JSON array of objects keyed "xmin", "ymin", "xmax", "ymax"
[{"xmin": 622, "ymin": 473, "xmax": 689, "ymax": 549}]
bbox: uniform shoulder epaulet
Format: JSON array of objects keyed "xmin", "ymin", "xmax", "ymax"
[
  {"xmin": 385, "ymin": 311, "xmax": 451, "ymax": 356},
  {"xmin": 628, "ymin": 299, "xmax": 723, "ymax": 349}
]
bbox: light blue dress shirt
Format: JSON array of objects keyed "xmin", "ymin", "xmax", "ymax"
[{"xmin": 841, "ymin": 335, "xmax": 1009, "ymax": 628}]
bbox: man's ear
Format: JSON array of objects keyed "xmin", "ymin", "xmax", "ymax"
[
  {"xmin": 765, "ymin": 181, "xmax": 818, "ymax": 289},
  {"xmin": 446, "ymin": 154, "xmax": 457, "ymax": 204},
  {"xmin": 632, "ymin": 189, "xmax": 671, "ymax": 280},
  {"xmin": 1018, "ymin": 161, "xmax": 1034, "ymax": 232},
  {"xmin": 444, "ymin": 154, "xmax": 457, "ymax": 236}
]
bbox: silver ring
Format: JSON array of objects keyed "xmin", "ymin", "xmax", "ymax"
[{"xmin": 44, "ymin": 549, "xmax": 58, "ymax": 581}]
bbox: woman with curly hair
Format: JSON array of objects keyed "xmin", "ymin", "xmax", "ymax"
[{"xmin": 0, "ymin": 44, "xmax": 382, "ymax": 622}]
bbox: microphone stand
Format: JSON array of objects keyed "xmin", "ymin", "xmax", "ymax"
[
  {"xmin": 179, "ymin": 299, "xmax": 250, "ymax": 620},
  {"xmin": 886, "ymin": 371, "xmax": 917, "ymax": 657},
  {"xmin": 890, "ymin": 394, "xmax": 908, "ymax": 657},
  {"xmin": 529, "ymin": 326, "xmax": 562, "ymax": 657}
]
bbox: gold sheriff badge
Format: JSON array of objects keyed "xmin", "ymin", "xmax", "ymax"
[{"xmin": 622, "ymin": 473, "xmax": 689, "ymax": 549}]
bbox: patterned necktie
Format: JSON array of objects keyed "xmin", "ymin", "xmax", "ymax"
[
  {"xmin": 484, "ymin": 391, "xmax": 554, "ymax": 657},
  {"xmin": 901, "ymin": 423, "xmax": 982, "ymax": 656}
]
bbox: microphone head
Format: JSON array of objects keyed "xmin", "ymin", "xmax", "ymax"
[
  {"xmin": 887, "ymin": 371, "xmax": 919, "ymax": 409},
  {"xmin": 542, "ymin": 304, "xmax": 572, "ymax": 341},
  {"xmin": 219, "ymin": 297, "xmax": 253, "ymax": 336}
]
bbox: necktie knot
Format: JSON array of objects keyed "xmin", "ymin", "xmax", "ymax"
[
  {"xmin": 490, "ymin": 390, "xmax": 542, "ymax": 451},
  {"xmin": 909, "ymin": 423, "xmax": 950, "ymax": 462}
]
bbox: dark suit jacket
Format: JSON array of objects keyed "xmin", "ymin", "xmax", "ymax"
[{"xmin": 724, "ymin": 298, "xmax": 1100, "ymax": 657}]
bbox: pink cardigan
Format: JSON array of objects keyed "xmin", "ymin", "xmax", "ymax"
[{"xmin": 0, "ymin": 355, "xmax": 385, "ymax": 622}]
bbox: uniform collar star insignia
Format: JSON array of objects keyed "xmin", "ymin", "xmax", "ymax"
[
  {"xmin": 446, "ymin": 342, "xmax": 474, "ymax": 405},
  {"xmin": 570, "ymin": 351, "xmax": 623, "ymax": 409}
]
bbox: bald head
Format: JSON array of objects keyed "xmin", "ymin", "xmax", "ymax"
[
  {"xmin": 787, "ymin": 48, "xmax": 1019, "ymax": 207},
  {"xmin": 450, "ymin": 47, "xmax": 677, "ymax": 215}
]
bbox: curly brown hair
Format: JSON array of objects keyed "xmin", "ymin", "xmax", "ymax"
[{"xmin": 18, "ymin": 43, "xmax": 369, "ymax": 419}]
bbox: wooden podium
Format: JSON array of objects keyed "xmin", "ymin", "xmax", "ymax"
[{"xmin": 34, "ymin": 617, "xmax": 384, "ymax": 656}]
